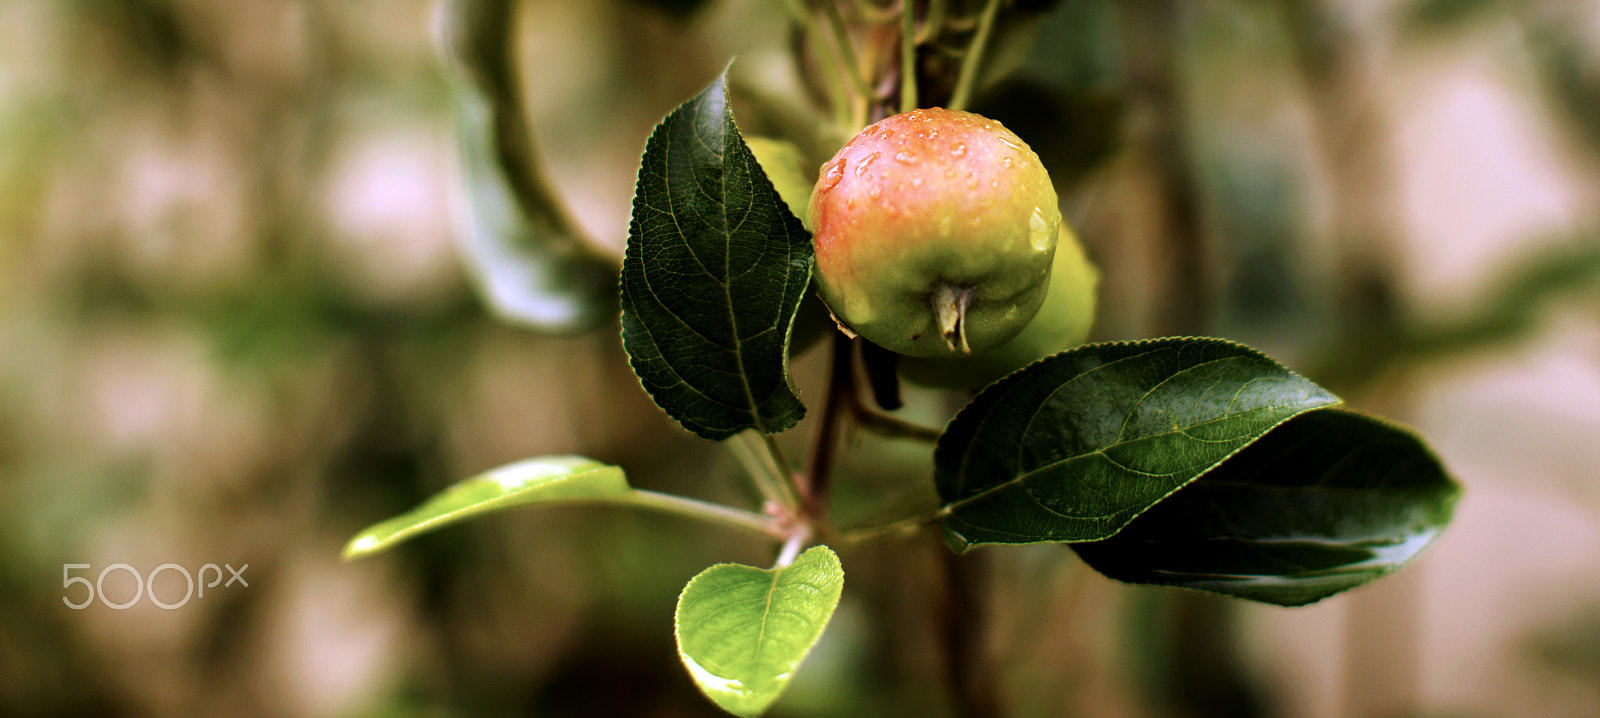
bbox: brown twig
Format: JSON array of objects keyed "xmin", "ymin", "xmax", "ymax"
[
  {"xmin": 938, "ymin": 543, "xmax": 1003, "ymax": 718},
  {"xmin": 802, "ymin": 331, "xmax": 856, "ymax": 516}
]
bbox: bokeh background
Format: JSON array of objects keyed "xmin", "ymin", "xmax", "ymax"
[{"xmin": 2, "ymin": 0, "xmax": 1598, "ymax": 716}]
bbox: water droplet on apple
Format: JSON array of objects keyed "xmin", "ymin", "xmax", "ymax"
[
  {"xmin": 950, "ymin": 142, "xmax": 967, "ymax": 158},
  {"xmin": 1029, "ymin": 207, "xmax": 1051, "ymax": 251},
  {"xmin": 820, "ymin": 159, "xmax": 845, "ymax": 191},
  {"xmin": 965, "ymin": 173, "xmax": 979, "ymax": 189},
  {"xmin": 868, "ymin": 185, "xmax": 882, "ymax": 199},
  {"xmin": 855, "ymin": 151, "xmax": 879, "ymax": 177},
  {"xmin": 1002, "ymin": 157, "xmax": 1014, "ymax": 169},
  {"xmin": 894, "ymin": 150, "xmax": 919, "ymax": 164}
]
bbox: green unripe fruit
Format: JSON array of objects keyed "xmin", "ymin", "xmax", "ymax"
[
  {"xmin": 745, "ymin": 136, "xmax": 815, "ymax": 229},
  {"xmin": 808, "ymin": 108, "xmax": 1061, "ymax": 358},
  {"xmin": 899, "ymin": 223, "xmax": 1097, "ymax": 388},
  {"xmin": 747, "ymin": 136, "xmax": 834, "ymax": 358}
]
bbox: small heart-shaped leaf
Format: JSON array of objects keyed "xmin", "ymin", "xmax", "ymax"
[
  {"xmin": 936, "ymin": 337, "xmax": 1340, "ymax": 549},
  {"xmin": 1072, "ymin": 409, "xmax": 1461, "ymax": 606},
  {"xmin": 342, "ymin": 456, "xmax": 629, "ymax": 559},
  {"xmin": 675, "ymin": 546, "xmax": 845, "ymax": 717}
]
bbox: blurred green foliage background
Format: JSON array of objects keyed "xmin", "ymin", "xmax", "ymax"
[{"xmin": 1, "ymin": 0, "xmax": 1598, "ymax": 716}]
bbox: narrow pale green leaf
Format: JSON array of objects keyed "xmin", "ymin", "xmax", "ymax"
[
  {"xmin": 1072, "ymin": 409, "xmax": 1461, "ymax": 606},
  {"xmin": 620, "ymin": 68, "xmax": 813, "ymax": 440},
  {"xmin": 442, "ymin": 0, "xmax": 619, "ymax": 333},
  {"xmin": 675, "ymin": 546, "xmax": 844, "ymax": 717},
  {"xmin": 935, "ymin": 337, "xmax": 1341, "ymax": 549},
  {"xmin": 342, "ymin": 456, "xmax": 628, "ymax": 560}
]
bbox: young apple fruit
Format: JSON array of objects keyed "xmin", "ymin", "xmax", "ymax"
[
  {"xmin": 898, "ymin": 223, "xmax": 1097, "ymax": 389},
  {"xmin": 745, "ymin": 136, "xmax": 815, "ymax": 229},
  {"xmin": 808, "ymin": 108, "xmax": 1060, "ymax": 358},
  {"xmin": 747, "ymin": 135, "xmax": 832, "ymax": 357}
]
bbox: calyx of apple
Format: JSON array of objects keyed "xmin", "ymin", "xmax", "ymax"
[{"xmin": 898, "ymin": 222, "xmax": 1098, "ymax": 389}]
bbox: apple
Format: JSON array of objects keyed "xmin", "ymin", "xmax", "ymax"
[{"xmin": 807, "ymin": 108, "xmax": 1060, "ymax": 358}]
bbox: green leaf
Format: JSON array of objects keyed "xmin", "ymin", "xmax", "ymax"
[
  {"xmin": 935, "ymin": 337, "xmax": 1341, "ymax": 550},
  {"xmin": 620, "ymin": 68, "xmax": 813, "ymax": 440},
  {"xmin": 675, "ymin": 546, "xmax": 845, "ymax": 717},
  {"xmin": 441, "ymin": 0, "xmax": 619, "ymax": 333},
  {"xmin": 1072, "ymin": 409, "xmax": 1461, "ymax": 606},
  {"xmin": 342, "ymin": 456, "xmax": 628, "ymax": 560}
]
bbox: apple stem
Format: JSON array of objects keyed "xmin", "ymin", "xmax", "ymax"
[{"xmin": 933, "ymin": 283, "xmax": 975, "ymax": 354}]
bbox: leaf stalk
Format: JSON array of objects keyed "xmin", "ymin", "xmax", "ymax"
[
  {"xmin": 899, "ymin": 0, "xmax": 918, "ymax": 113},
  {"xmin": 835, "ymin": 512, "xmax": 940, "ymax": 546},
  {"xmin": 914, "ymin": 0, "xmax": 945, "ymax": 45},
  {"xmin": 820, "ymin": 0, "xmax": 874, "ymax": 105},
  {"xmin": 785, "ymin": 0, "xmax": 855, "ymax": 131},
  {"xmin": 948, "ymin": 0, "xmax": 1002, "ymax": 112},
  {"xmin": 774, "ymin": 529, "xmax": 809, "ymax": 567},
  {"xmin": 728, "ymin": 430, "xmax": 803, "ymax": 510},
  {"xmin": 631, "ymin": 489, "xmax": 789, "ymax": 539}
]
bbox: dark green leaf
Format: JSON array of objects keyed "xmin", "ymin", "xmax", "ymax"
[
  {"xmin": 1072, "ymin": 409, "xmax": 1461, "ymax": 606},
  {"xmin": 935, "ymin": 337, "xmax": 1340, "ymax": 549},
  {"xmin": 621, "ymin": 69, "xmax": 813, "ymax": 440},
  {"xmin": 442, "ymin": 0, "xmax": 619, "ymax": 333},
  {"xmin": 675, "ymin": 546, "xmax": 845, "ymax": 717}
]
